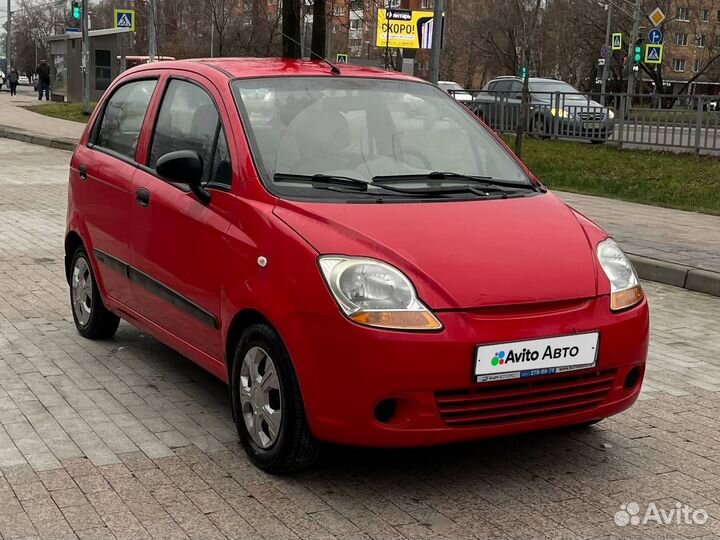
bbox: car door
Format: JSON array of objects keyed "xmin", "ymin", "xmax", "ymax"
[
  {"xmin": 72, "ymin": 78, "xmax": 158, "ymax": 306},
  {"xmin": 127, "ymin": 76, "xmax": 236, "ymax": 363}
]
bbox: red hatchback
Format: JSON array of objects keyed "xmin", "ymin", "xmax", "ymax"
[{"xmin": 65, "ymin": 58, "xmax": 649, "ymax": 473}]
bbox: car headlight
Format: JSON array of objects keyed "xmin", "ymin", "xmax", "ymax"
[
  {"xmin": 596, "ymin": 239, "xmax": 643, "ymax": 311},
  {"xmin": 550, "ymin": 107, "xmax": 570, "ymax": 118},
  {"xmin": 607, "ymin": 109, "xmax": 615, "ymax": 120},
  {"xmin": 318, "ymin": 256, "xmax": 442, "ymax": 330}
]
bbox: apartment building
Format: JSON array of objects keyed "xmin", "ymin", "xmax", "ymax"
[{"xmin": 645, "ymin": 2, "xmax": 720, "ymax": 94}]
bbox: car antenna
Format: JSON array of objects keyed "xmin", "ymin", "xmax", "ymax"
[{"xmin": 277, "ymin": 29, "xmax": 342, "ymax": 75}]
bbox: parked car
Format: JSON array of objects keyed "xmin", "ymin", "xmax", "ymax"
[
  {"xmin": 472, "ymin": 77, "xmax": 615, "ymax": 143},
  {"xmin": 438, "ymin": 81, "xmax": 473, "ymax": 103},
  {"xmin": 18, "ymin": 75, "xmax": 30, "ymax": 86},
  {"xmin": 65, "ymin": 58, "xmax": 648, "ymax": 473}
]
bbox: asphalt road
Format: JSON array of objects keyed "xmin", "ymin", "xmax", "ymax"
[{"xmin": 1, "ymin": 138, "xmax": 720, "ymax": 539}]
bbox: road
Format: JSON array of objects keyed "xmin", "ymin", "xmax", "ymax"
[{"xmin": 1, "ymin": 138, "xmax": 720, "ymax": 539}]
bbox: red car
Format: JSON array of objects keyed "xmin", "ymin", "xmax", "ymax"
[{"xmin": 65, "ymin": 58, "xmax": 649, "ymax": 473}]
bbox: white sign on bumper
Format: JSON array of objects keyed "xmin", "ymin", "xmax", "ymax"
[{"xmin": 474, "ymin": 332, "xmax": 599, "ymax": 383}]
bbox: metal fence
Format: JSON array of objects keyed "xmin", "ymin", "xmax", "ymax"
[{"xmin": 447, "ymin": 90, "xmax": 720, "ymax": 155}]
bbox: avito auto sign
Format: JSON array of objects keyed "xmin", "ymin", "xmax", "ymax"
[{"xmin": 376, "ymin": 9, "xmax": 437, "ymax": 49}]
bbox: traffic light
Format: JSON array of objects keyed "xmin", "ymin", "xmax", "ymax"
[
  {"xmin": 71, "ymin": 1, "xmax": 81, "ymax": 20},
  {"xmin": 521, "ymin": 66, "xmax": 528, "ymax": 79},
  {"xmin": 634, "ymin": 45, "xmax": 642, "ymax": 63}
]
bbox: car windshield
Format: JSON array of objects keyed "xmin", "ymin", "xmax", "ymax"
[
  {"xmin": 231, "ymin": 77, "xmax": 529, "ymax": 197},
  {"xmin": 530, "ymin": 81, "xmax": 587, "ymax": 100}
]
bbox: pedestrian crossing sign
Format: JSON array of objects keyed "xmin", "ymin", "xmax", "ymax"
[
  {"xmin": 114, "ymin": 9, "xmax": 135, "ymax": 32},
  {"xmin": 645, "ymin": 44, "xmax": 663, "ymax": 64},
  {"xmin": 336, "ymin": 54, "xmax": 348, "ymax": 64},
  {"xmin": 611, "ymin": 33, "xmax": 622, "ymax": 51}
]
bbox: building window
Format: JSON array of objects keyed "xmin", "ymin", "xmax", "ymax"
[
  {"xmin": 333, "ymin": 6, "xmax": 346, "ymax": 16},
  {"xmin": 94, "ymin": 49, "xmax": 112, "ymax": 91},
  {"xmin": 693, "ymin": 58, "xmax": 702, "ymax": 72},
  {"xmin": 697, "ymin": 34, "xmax": 706, "ymax": 47},
  {"xmin": 673, "ymin": 58, "xmax": 686, "ymax": 72},
  {"xmin": 677, "ymin": 7, "xmax": 690, "ymax": 21},
  {"xmin": 700, "ymin": 9, "xmax": 709, "ymax": 21},
  {"xmin": 421, "ymin": 0, "xmax": 433, "ymax": 8},
  {"xmin": 350, "ymin": 18, "xmax": 361, "ymax": 30},
  {"xmin": 675, "ymin": 33, "xmax": 688, "ymax": 46}
]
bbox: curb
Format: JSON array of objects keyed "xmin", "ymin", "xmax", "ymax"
[
  {"xmin": 629, "ymin": 254, "xmax": 720, "ymax": 298},
  {"xmin": 0, "ymin": 127, "xmax": 76, "ymax": 152}
]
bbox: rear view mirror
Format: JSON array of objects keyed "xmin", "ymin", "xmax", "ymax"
[{"xmin": 156, "ymin": 150, "xmax": 211, "ymax": 204}]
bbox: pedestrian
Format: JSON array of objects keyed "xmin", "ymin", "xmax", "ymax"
[
  {"xmin": 36, "ymin": 59, "xmax": 51, "ymax": 101},
  {"xmin": 8, "ymin": 68, "xmax": 19, "ymax": 96}
]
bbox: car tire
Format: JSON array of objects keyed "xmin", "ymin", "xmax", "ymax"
[
  {"xmin": 530, "ymin": 115, "xmax": 549, "ymax": 139},
  {"xmin": 69, "ymin": 247, "xmax": 120, "ymax": 340},
  {"xmin": 590, "ymin": 139, "xmax": 607, "ymax": 145},
  {"xmin": 231, "ymin": 323, "xmax": 320, "ymax": 474}
]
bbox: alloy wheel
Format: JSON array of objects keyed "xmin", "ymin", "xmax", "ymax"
[
  {"xmin": 71, "ymin": 256, "xmax": 93, "ymax": 326},
  {"xmin": 239, "ymin": 346, "xmax": 283, "ymax": 448}
]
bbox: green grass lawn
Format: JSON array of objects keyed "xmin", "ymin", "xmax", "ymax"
[
  {"xmin": 508, "ymin": 137, "xmax": 720, "ymax": 216},
  {"xmin": 24, "ymin": 102, "xmax": 95, "ymax": 123}
]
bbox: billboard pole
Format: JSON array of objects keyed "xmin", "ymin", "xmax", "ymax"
[
  {"xmin": 429, "ymin": 0, "xmax": 443, "ymax": 84},
  {"xmin": 384, "ymin": 1, "xmax": 391, "ymax": 70}
]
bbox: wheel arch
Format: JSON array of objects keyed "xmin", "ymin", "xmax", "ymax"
[
  {"xmin": 224, "ymin": 308, "xmax": 277, "ymax": 383},
  {"xmin": 64, "ymin": 231, "xmax": 84, "ymax": 284}
]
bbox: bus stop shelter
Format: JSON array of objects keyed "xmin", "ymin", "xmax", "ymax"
[{"xmin": 48, "ymin": 27, "xmax": 131, "ymax": 103}]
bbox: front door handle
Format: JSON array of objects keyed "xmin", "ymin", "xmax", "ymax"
[
  {"xmin": 135, "ymin": 188, "xmax": 150, "ymax": 207},
  {"xmin": 78, "ymin": 164, "xmax": 87, "ymax": 180}
]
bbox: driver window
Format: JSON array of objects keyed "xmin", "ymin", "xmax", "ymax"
[{"xmin": 149, "ymin": 80, "xmax": 219, "ymax": 181}]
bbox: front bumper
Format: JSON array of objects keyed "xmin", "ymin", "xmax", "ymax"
[{"xmin": 282, "ymin": 295, "xmax": 649, "ymax": 447}]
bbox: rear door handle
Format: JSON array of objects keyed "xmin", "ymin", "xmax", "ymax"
[
  {"xmin": 135, "ymin": 188, "xmax": 150, "ymax": 207},
  {"xmin": 78, "ymin": 164, "xmax": 87, "ymax": 180}
]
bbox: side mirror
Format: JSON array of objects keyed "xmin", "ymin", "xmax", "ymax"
[{"xmin": 156, "ymin": 150, "xmax": 211, "ymax": 204}]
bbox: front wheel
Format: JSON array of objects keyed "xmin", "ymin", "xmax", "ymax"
[
  {"xmin": 69, "ymin": 247, "xmax": 120, "ymax": 339},
  {"xmin": 231, "ymin": 324, "xmax": 319, "ymax": 474}
]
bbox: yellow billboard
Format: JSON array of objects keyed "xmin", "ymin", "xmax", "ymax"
[{"xmin": 376, "ymin": 9, "xmax": 437, "ymax": 50}]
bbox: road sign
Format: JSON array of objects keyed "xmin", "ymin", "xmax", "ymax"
[
  {"xmin": 65, "ymin": 27, "xmax": 81, "ymax": 34},
  {"xmin": 598, "ymin": 58, "xmax": 606, "ymax": 66},
  {"xmin": 649, "ymin": 7, "xmax": 665, "ymax": 26},
  {"xmin": 600, "ymin": 45, "xmax": 608, "ymax": 59},
  {"xmin": 645, "ymin": 44, "xmax": 663, "ymax": 64},
  {"xmin": 611, "ymin": 33, "xmax": 622, "ymax": 51},
  {"xmin": 335, "ymin": 54, "xmax": 348, "ymax": 64},
  {"xmin": 114, "ymin": 9, "xmax": 135, "ymax": 32},
  {"xmin": 648, "ymin": 28, "xmax": 663, "ymax": 44}
]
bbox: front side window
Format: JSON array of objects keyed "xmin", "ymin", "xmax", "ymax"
[
  {"xmin": 232, "ymin": 77, "xmax": 530, "ymax": 200},
  {"xmin": 95, "ymin": 79, "xmax": 157, "ymax": 159},
  {"xmin": 149, "ymin": 79, "xmax": 231, "ymax": 185}
]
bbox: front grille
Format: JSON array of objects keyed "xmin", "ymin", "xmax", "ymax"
[
  {"xmin": 576, "ymin": 111, "xmax": 605, "ymax": 121},
  {"xmin": 435, "ymin": 369, "xmax": 616, "ymax": 427}
]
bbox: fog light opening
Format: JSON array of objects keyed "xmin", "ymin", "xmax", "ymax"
[
  {"xmin": 624, "ymin": 367, "xmax": 641, "ymax": 390},
  {"xmin": 374, "ymin": 399, "xmax": 397, "ymax": 424}
]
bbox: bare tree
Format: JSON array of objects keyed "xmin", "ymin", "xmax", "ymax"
[{"xmin": 283, "ymin": 0, "xmax": 302, "ymax": 58}]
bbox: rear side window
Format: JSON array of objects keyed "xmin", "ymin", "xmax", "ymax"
[
  {"xmin": 149, "ymin": 79, "xmax": 231, "ymax": 186},
  {"xmin": 95, "ymin": 79, "xmax": 157, "ymax": 159}
]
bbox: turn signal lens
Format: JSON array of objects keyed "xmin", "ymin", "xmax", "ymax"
[
  {"xmin": 611, "ymin": 285, "xmax": 644, "ymax": 311},
  {"xmin": 349, "ymin": 310, "xmax": 442, "ymax": 330}
]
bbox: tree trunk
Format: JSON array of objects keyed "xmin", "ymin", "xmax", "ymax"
[
  {"xmin": 311, "ymin": 0, "xmax": 326, "ymax": 59},
  {"xmin": 282, "ymin": 0, "xmax": 302, "ymax": 58}
]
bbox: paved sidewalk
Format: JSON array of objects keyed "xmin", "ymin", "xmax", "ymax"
[
  {"xmin": 2, "ymin": 137, "xmax": 720, "ymax": 540},
  {"xmin": 0, "ymin": 88, "xmax": 84, "ymax": 150}
]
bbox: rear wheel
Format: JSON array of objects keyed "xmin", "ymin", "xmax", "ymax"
[
  {"xmin": 231, "ymin": 324, "xmax": 319, "ymax": 474},
  {"xmin": 530, "ymin": 115, "xmax": 549, "ymax": 139},
  {"xmin": 69, "ymin": 247, "xmax": 120, "ymax": 339}
]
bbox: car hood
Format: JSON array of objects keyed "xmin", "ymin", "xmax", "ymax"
[{"xmin": 273, "ymin": 193, "xmax": 599, "ymax": 310}]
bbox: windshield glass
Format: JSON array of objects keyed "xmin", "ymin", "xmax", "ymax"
[
  {"xmin": 439, "ymin": 82, "xmax": 464, "ymax": 91},
  {"xmin": 231, "ymin": 77, "xmax": 529, "ymax": 196},
  {"xmin": 530, "ymin": 81, "xmax": 585, "ymax": 98}
]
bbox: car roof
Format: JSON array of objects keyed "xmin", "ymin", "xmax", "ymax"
[
  {"xmin": 129, "ymin": 57, "xmax": 423, "ymax": 83},
  {"xmin": 491, "ymin": 76, "xmax": 564, "ymax": 83}
]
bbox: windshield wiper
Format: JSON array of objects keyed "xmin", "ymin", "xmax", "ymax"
[
  {"xmin": 273, "ymin": 172, "xmax": 514, "ymax": 199},
  {"xmin": 372, "ymin": 171, "xmax": 542, "ymax": 192},
  {"xmin": 274, "ymin": 173, "xmax": 370, "ymax": 190}
]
